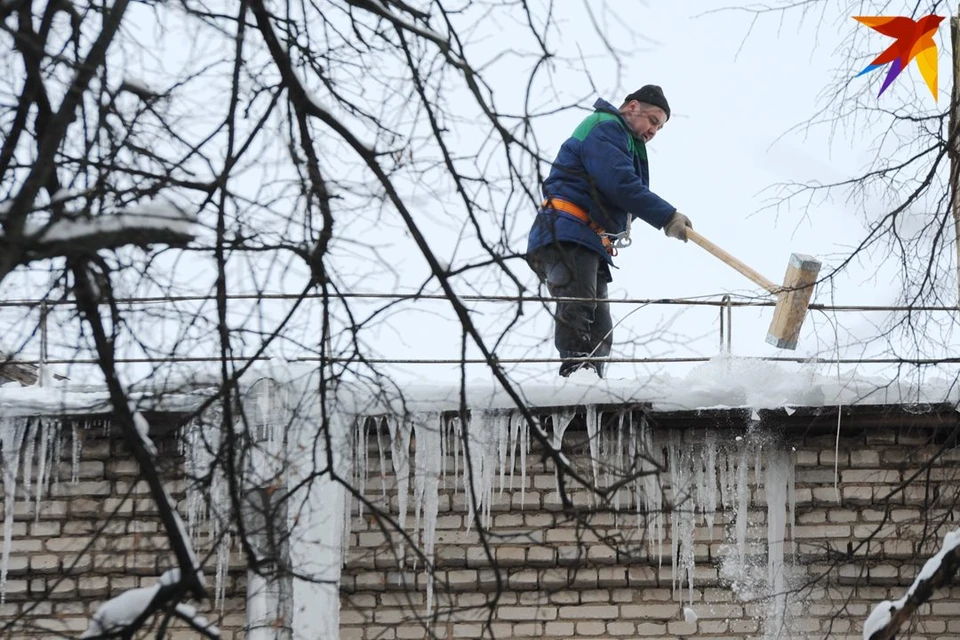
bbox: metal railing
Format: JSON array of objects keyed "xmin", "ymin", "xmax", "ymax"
[{"xmin": 2, "ymin": 292, "xmax": 959, "ymax": 367}]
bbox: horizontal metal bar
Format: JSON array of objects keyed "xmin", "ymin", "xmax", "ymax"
[
  {"xmin": 11, "ymin": 356, "xmax": 960, "ymax": 366},
  {"xmin": 0, "ymin": 292, "xmax": 956, "ymax": 312}
]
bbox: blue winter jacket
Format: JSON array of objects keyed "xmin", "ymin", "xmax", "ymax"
[{"xmin": 527, "ymin": 98, "xmax": 676, "ymax": 268}]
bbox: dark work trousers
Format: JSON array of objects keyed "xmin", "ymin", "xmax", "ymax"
[{"xmin": 527, "ymin": 242, "xmax": 613, "ymax": 377}]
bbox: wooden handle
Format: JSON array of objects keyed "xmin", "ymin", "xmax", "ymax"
[{"xmin": 686, "ymin": 228, "xmax": 780, "ymax": 294}]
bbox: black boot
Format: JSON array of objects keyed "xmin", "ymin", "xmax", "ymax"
[{"xmin": 559, "ymin": 359, "xmax": 602, "ymax": 379}]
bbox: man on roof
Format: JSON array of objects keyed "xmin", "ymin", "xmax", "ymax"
[{"xmin": 526, "ymin": 85, "xmax": 692, "ymax": 379}]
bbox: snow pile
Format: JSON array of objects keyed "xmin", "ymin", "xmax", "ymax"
[
  {"xmin": 333, "ymin": 355, "xmax": 959, "ymax": 415},
  {"xmin": 0, "ymin": 382, "xmax": 110, "ymax": 416},
  {"xmin": 2, "ymin": 354, "xmax": 954, "ymax": 418}
]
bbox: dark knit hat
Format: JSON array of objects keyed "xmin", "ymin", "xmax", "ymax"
[{"xmin": 624, "ymin": 85, "xmax": 670, "ymax": 120}]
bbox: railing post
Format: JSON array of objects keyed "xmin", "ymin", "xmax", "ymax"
[
  {"xmin": 719, "ymin": 295, "xmax": 732, "ymax": 353},
  {"xmin": 40, "ymin": 301, "xmax": 48, "ymax": 386}
]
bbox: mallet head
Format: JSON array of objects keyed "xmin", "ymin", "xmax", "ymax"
[{"xmin": 766, "ymin": 253, "xmax": 821, "ymax": 350}]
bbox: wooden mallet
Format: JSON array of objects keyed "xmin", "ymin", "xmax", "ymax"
[{"xmin": 686, "ymin": 229, "xmax": 820, "ymax": 350}]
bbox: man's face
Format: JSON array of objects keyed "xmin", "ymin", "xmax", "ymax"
[{"xmin": 622, "ymin": 101, "xmax": 666, "ymax": 143}]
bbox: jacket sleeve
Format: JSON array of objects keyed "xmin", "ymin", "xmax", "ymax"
[{"xmin": 580, "ymin": 120, "xmax": 676, "ymax": 229}]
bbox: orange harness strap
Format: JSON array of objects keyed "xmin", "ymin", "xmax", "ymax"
[{"xmin": 541, "ymin": 198, "xmax": 616, "ymax": 256}]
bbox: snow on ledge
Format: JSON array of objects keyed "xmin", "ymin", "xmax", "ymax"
[
  {"xmin": 330, "ymin": 355, "xmax": 959, "ymax": 416},
  {"xmin": 1, "ymin": 355, "xmax": 956, "ymax": 419},
  {"xmin": 0, "ymin": 380, "xmax": 203, "ymax": 418}
]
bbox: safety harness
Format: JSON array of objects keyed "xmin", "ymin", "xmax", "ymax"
[{"xmin": 541, "ymin": 198, "xmax": 631, "ymax": 256}]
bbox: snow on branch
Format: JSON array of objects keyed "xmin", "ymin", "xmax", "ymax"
[
  {"xmin": 864, "ymin": 529, "xmax": 960, "ymax": 640},
  {"xmin": 81, "ymin": 568, "xmax": 219, "ymax": 639},
  {"xmin": 131, "ymin": 407, "xmax": 158, "ymax": 457},
  {"xmin": 12, "ymin": 200, "xmax": 197, "ymax": 261}
]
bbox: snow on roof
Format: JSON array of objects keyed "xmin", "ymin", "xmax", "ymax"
[
  {"xmin": 0, "ymin": 379, "xmax": 203, "ymax": 418},
  {"xmin": 332, "ymin": 355, "xmax": 959, "ymax": 416},
  {"xmin": 0, "ymin": 355, "xmax": 956, "ymax": 418}
]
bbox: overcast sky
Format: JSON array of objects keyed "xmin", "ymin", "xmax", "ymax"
[
  {"xmin": 365, "ymin": 0, "xmax": 958, "ymax": 386},
  {"xmin": 4, "ymin": 0, "xmax": 957, "ymax": 392}
]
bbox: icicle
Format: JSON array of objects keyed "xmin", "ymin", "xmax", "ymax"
[
  {"xmin": 637, "ymin": 415, "xmax": 663, "ymax": 564},
  {"xmin": 788, "ymin": 448, "xmax": 796, "ymax": 557},
  {"xmin": 598, "ymin": 414, "xmax": 608, "ymax": 494},
  {"xmin": 386, "ymin": 415, "xmax": 411, "ymax": 563},
  {"xmin": 21, "ymin": 420, "xmax": 37, "ymax": 507},
  {"xmin": 71, "ymin": 423, "xmax": 81, "ymax": 483},
  {"xmin": 496, "ymin": 412, "xmax": 509, "ymax": 496},
  {"xmin": 469, "ymin": 410, "xmax": 499, "ymax": 529},
  {"xmin": 458, "ymin": 414, "xmax": 476, "ymax": 533},
  {"xmin": 451, "ymin": 415, "xmax": 461, "ymax": 498},
  {"xmin": 694, "ymin": 439, "xmax": 706, "ymax": 524},
  {"xmin": 584, "ymin": 405, "xmax": 600, "ymax": 489},
  {"xmin": 717, "ymin": 446, "xmax": 730, "ymax": 513},
  {"xmin": 211, "ymin": 465, "xmax": 230, "ymax": 610},
  {"xmin": 508, "ymin": 410, "xmax": 520, "ymax": 492},
  {"xmin": 183, "ymin": 420, "xmax": 201, "ymax": 540},
  {"xmin": 35, "ymin": 419, "xmax": 52, "ymax": 519},
  {"xmin": 519, "ymin": 414, "xmax": 528, "ymax": 510},
  {"xmin": 354, "ymin": 418, "xmax": 367, "ymax": 521},
  {"xmin": 703, "ymin": 431, "xmax": 718, "ymax": 537},
  {"xmin": 0, "ymin": 417, "xmax": 28, "ymax": 602},
  {"xmin": 629, "ymin": 413, "xmax": 639, "ymax": 525},
  {"xmin": 764, "ymin": 450, "xmax": 790, "ymax": 638},
  {"xmin": 181, "ymin": 410, "xmax": 234, "ymax": 608},
  {"xmin": 215, "ymin": 530, "xmax": 230, "ymax": 607},
  {"xmin": 52, "ymin": 419, "xmax": 63, "ymax": 488},
  {"xmin": 550, "ymin": 409, "xmax": 575, "ymax": 452},
  {"xmin": 412, "ymin": 413, "xmax": 442, "ymax": 614},
  {"xmin": 681, "ymin": 500, "xmax": 696, "ymax": 605},
  {"xmin": 668, "ymin": 433, "xmax": 695, "ymax": 603},
  {"xmin": 667, "ymin": 437, "xmax": 679, "ymax": 591},
  {"xmin": 754, "ymin": 444, "xmax": 763, "ymax": 496},
  {"xmin": 412, "ymin": 419, "xmax": 424, "ymax": 561},
  {"xmin": 443, "ymin": 415, "xmax": 454, "ymax": 483},
  {"xmin": 550, "ymin": 409, "xmax": 576, "ymax": 498},
  {"xmin": 342, "ymin": 413, "xmax": 356, "ymax": 565},
  {"xmin": 612, "ymin": 413, "xmax": 625, "ymax": 514},
  {"xmin": 375, "ymin": 418, "xmax": 388, "ymax": 499},
  {"xmin": 735, "ymin": 443, "xmax": 749, "ymax": 567},
  {"xmin": 765, "ymin": 451, "xmax": 788, "ymax": 592}
]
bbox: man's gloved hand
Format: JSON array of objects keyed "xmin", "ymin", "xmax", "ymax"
[{"xmin": 663, "ymin": 211, "xmax": 693, "ymax": 242}]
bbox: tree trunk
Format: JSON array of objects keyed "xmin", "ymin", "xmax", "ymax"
[{"xmin": 949, "ymin": 11, "xmax": 960, "ymax": 303}]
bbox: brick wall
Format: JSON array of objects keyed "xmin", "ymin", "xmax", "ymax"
[
  {"xmin": 2, "ymin": 406, "xmax": 959, "ymax": 640},
  {"xmin": 0, "ymin": 417, "xmax": 246, "ymax": 639},
  {"xmin": 340, "ymin": 407, "xmax": 960, "ymax": 640}
]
